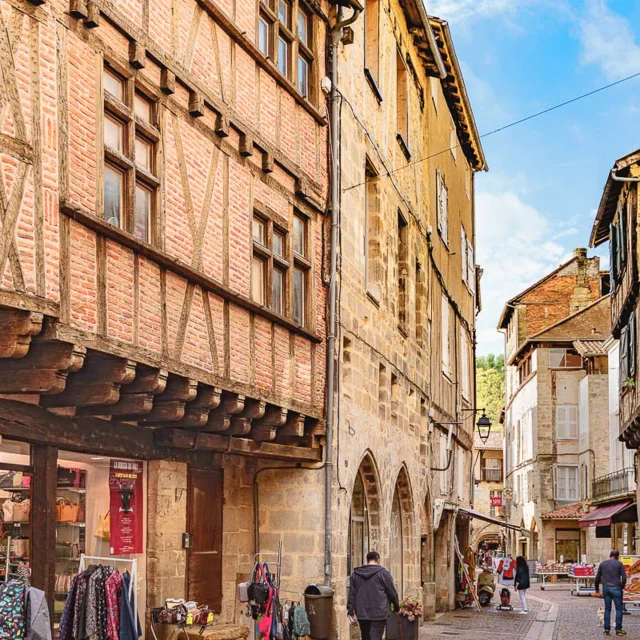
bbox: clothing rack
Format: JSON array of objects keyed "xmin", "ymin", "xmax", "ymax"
[
  {"xmin": 254, "ymin": 538, "xmax": 282, "ymax": 590},
  {"xmin": 78, "ymin": 554, "xmax": 137, "ymax": 613}
]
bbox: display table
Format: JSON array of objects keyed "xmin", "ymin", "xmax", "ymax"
[
  {"xmin": 151, "ymin": 623, "xmax": 249, "ymax": 640},
  {"xmin": 537, "ymin": 571, "xmax": 570, "ymax": 590},
  {"xmin": 569, "ymin": 574, "xmax": 595, "ymax": 596}
]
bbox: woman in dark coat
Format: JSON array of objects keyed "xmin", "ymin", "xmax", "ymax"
[{"xmin": 514, "ymin": 556, "xmax": 530, "ymax": 614}]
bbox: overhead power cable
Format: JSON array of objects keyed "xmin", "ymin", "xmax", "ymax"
[{"xmin": 342, "ymin": 70, "xmax": 640, "ymax": 192}]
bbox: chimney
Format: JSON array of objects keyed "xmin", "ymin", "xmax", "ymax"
[
  {"xmin": 573, "ymin": 248, "xmax": 587, "ymax": 259},
  {"xmin": 570, "ymin": 249, "xmax": 596, "ymax": 313}
]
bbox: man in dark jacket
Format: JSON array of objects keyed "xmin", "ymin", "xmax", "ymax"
[
  {"xmin": 595, "ymin": 550, "xmax": 628, "ymax": 636},
  {"xmin": 347, "ymin": 551, "xmax": 400, "ymax": 640}
]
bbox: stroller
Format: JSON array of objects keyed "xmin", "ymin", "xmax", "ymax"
[{"xmin": 497, "ymin": 587, "xmax": 513, "ymax": 611}]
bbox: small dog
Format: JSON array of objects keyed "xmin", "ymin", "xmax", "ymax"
[{"xmin": 597, "ymin": 607, "xmax": 605, "ymax": 627}]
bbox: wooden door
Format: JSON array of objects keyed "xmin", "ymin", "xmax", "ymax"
[{"xmin": 187, "ymin": 468, "xmax": 223, "ymax": 612}]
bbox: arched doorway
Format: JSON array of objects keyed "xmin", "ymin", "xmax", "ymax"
[
  {"xmin": 390, "ymin": 485, "xmax": 404, "ymax": 596},
  {"xmin": 348, "ymin": 471, "xmax": 369, "ymax": 574},
  {"xmin": 347, "ymin": 453, "xmax": 381, "ymax": 577},
  {"xmin": 389, "ymin": 466, "xmax": 415, "ymax": 598}
]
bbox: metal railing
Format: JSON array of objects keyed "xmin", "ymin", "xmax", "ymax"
[
  {"xmin": 592, "ymin": 467, "xmax": 635, "ymax": 502},
  {"xmin": 482, "ymin": 468, "xmax": 503, "ymax": 483}
]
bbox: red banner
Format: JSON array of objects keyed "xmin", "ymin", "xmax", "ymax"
[
  {"xmin": 490, "ymin": 496, "xmax": 503, "ymax": 507},
  {"xmin": 109, "ymin": 459, "xmax": 144, "ymax": 555}
]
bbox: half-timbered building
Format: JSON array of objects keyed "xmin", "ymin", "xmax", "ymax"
[{"xmin": 0, "ymin": 0, "xmax": 329, "ymax": 634}]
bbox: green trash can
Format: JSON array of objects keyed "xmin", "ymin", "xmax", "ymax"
[{"xmin": 304, "ymin": 584, "xmax": 334, "ymax": 639}]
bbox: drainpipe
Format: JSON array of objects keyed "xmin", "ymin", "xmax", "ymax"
[
  {"xmin": 611, "ymin": 170, "xmax": 640, "ymax": 183},
  {"xmin": 325, "ymin": 0, "xmax": 362, "ymax": 587}
]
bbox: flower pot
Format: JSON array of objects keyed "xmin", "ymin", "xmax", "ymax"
[{"xmin": 386, "ymin": 614, "xmax": 419, "ymax": 640}]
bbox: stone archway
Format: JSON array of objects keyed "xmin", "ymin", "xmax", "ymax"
[
  {"xmin": 390, "ymin": 465, "xmax": 416, "ymax": 598},
  {"xmin": 348, "ymin": 451, "xmax": 382, "ymax": 576}
]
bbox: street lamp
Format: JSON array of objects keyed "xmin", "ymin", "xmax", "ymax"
[{"xmin": 477, "ymin": 413, "xmax": 492, "ymax": 444}]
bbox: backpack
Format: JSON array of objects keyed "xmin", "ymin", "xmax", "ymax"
[{"xmin": 292, "ymin": 606, "xmax": 310, "ymax": 638}]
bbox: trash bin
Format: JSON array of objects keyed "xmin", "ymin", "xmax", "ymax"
[{"xmin": 304, "ymin": 584, "xmax": 334, "ymax": 639}]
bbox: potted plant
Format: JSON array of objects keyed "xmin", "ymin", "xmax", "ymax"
[{"xmin": 386, "ymin": 597, "xmax": 423, "ymax": 640}]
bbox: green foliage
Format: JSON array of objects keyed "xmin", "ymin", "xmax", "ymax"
[{"xmin": 476, "ymin": 354, "xmax": 505, "ymax": 426}]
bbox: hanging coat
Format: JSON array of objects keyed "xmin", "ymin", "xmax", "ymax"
[
  {"xmin": 24, "ymin": 587, "xmax": 52, "ymax": 640},
  {"xmin": 118, "ymin": 571, "xmax": 141, "ymax": 640}
]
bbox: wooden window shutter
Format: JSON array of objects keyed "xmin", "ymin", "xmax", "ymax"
[
  {"xmin": 619, "ymin": 202, "xmax": 627, "ymax": 266},
  {"xmin": 630, "ymin": 312, "xmax": 636, "ymax": 376},
  {"xmin": 610, "ymin": 223, "xmax": 618, "ymax": 283},
  {"xmin": 621, "ymin": 325, "xmax": 629, "ymax": 381}
]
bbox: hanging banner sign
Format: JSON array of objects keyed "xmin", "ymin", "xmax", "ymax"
[
  {"xmin": 109, "ymin": 459, "xmax": 144, "ymax": 555},
  {"xmin": 490, "ymin": 496, "xmax": 503, "ymax": 507}
]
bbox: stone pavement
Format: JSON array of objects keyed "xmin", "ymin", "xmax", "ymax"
[{"xmin": 419, "ymin": 584, "xmax": 640, "ymax": 640}]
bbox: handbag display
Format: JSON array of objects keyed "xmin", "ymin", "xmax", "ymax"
[
  {"xmin": 237, "ymin": 581, "xmax": 250, "ymax": 603},
  {"xmin": 56, "ymin": 498, "xmax": 79, "ymax": 523},
  {"xmin": 11, "ymin": 536, "xmax": 30, "ymax": 558},
  {"xmin": 95, "ymin": 512, "xmax": 110, "ymax": 540},
  {"xmin": 3, "ymin": 497, "xmax": 30, "ymax": 522}
]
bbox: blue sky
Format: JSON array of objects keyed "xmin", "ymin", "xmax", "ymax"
[{"xmin": 426, "ymin": 0, "xmax": 640, "ymax": 355}]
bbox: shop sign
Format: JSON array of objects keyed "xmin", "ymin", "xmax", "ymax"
[
  {"xmin": 620, "ymin": 556, "xmax": 640, "ymax": 603},
  {"xmin": 490, "ymin": 495, "xmax": 503, "ymax": 507},
  {"xmin": 502, "ymin": 488, "xmax": 513, "ymax": 500},
  {"xmin": 109, "ymin": 459, "xmax": 143, "ymax": 555}
]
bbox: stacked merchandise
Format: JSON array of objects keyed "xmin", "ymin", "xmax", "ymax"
[
  {"xmin": 0, "ymin": 470, "xmax": 32, "ymax": 584},
  {"xmin": 57, "ymin": 565, "xmax": 140, "ymax": 640},
  {"xmin": 150, "ymin": 599, "xmax": 213, "ymax": 627},
  {"xmin": 238, "ymin": 563, "xmax": 310, "ymax": 640},
  {"xmin": 0, "ymin": 579, "xmax": 51, "ymax": 640},
  {"xmin": 536, "ymin": 562, "xmax": 572, "ymax": 573},
  {"xmin": 570, "ymin": 563, "xmax": 595, "ymax": 577}
]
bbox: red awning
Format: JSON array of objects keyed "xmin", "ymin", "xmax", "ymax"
[{"xmin": 578, "ymin": 501, "xmax": 633, "ymax": 528}]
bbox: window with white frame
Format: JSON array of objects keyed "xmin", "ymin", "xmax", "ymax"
[
  {"xmin": 436, "ymin": 170, "xmax": 448, "ymax": 247},
  {"xmin": 460, "ymin": 328, "xmax": 470, "ymax": 400},
  {"xmin": 549, "ymin": 348, "xmax": 582, "ymax": 369},
  {"xmin": 466, "ymin": 239, "xmax": 475, "ymax": 295},
  {"xmin": 441, "ymin": 295, "xmax": 451, "ymax": 377},
  {"xmin": 556, "ymin": 405, "xmax": 578, "ymax": 440},
  {"xmin": 554, "ymin": 465, "xmax": 578, "ymax": 501}
]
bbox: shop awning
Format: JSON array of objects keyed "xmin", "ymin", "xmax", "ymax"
[
  {"xmin": 579, "ymin": 500, "xmax": 633, "ymax": 528},
  {"xmin": 457, "ymin": 507, "xmax": 525, "ymax": 532}
]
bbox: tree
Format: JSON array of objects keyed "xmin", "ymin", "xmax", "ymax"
[{"xmin": 476, "ymin": 354, "xmax": 505, "ymax": 426}]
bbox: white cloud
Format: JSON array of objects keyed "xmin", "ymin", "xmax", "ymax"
[
  {"xmin": 425, "ymin": 0, "xmax": 516, "ymax": 20},
  {"xmin": 577, "ymin": 0, "xmax": 640, "ymax": 80},
  {"xmin": 475, "ymin": 185, "xmax": 573, "ymax": 355}
]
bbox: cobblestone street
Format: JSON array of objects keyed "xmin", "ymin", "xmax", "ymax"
[{"xmin": 420, "ymin": 584, "xmax": 640, "ymax": 640}]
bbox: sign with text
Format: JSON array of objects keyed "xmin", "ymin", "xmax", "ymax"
[
  {"xmin": 620, "ymin": 556, "xmax": 640, "ymax": 603},
  {"xmin": 109, "ymin": 459, "xmax": 144, "ymax": 555},
  {"xmin": 490, "ymin": 495, "xmax": 503, "ymax": 507}
]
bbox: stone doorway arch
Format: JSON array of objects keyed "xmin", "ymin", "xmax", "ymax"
[{"xmin": 390, "ymin": 465, "xmax": 416, "ymax": 598}]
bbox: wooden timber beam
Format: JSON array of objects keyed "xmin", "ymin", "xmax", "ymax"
[
  {"xmin": 77, "ymin": 365, "xmax": 168, "ymax": 417},
  {"xmin": 41, "ymin": 352, "xmax": 136, "ymax": 408},
  {"xmin": 227, "ymin": 398, "xmax": 266, "ymax": 436},
  {"xmin": 275, "ymin": 412, "xmax": 305, "ymax": 441},
  {"xmin": 204, "ymin": 390, "xmax": 245, "ymax": 433},
  {"xmin": 0, "ymin": 399, "xmax": 213, "ymax": 465},
  {"xmin": 155, "ymin": 428, "xmax": 323, "ymax": 462},
  {"xmin": 138, "ymin": 374, "xmax": 197, "ymax": 424},
  {"xmin": 0, "ymin": 309, "xmax": 43, "ymax": 358},
  {"xmin": 0, "ymin": 341, "xmax": 87, "ymax": 395},
  {"xmin": 250, "ymin": 405, "xmax": 288, "ymax": 442},
  {"xmin": 165, "ymin": 384, "xmax": 222, "ymax": 428}
]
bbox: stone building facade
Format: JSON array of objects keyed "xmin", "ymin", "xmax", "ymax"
[
  {"xmin": 0, "ymin": 0, "xmax": 330, "ymax": 634},
  {"xmin": 330, "ymin": 1, "xmax": 486, "ymax": 633},
  {"xmin": 471, "ymin": 431, "xmax": 505, "ymax": 551},
  {"xmin": 499, "ymin": 251, "xmax": 611, "ymax": 563}
]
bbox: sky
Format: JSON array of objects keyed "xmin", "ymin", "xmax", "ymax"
[{"xmin": 424, "ymin": 0, "xmax": 640, "ymax": 355}]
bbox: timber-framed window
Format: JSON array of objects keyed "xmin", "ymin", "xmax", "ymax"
[
  {"xmin": 251, "ymin": 214, "xmax": 289, "ymax": 316},
  {"xmin": 102, "ymin": 64, "xmax": 159, "ymax": 244},
  {"xmin": 258, "ymin": 0, "xmax": 316, "ymax": 102},
  {"xmin": 292, "ymin": 212, "xmax": 310, "ymax": 326}
]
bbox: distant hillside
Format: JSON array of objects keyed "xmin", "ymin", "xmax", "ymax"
[{"xmin": 476, "ymin": 354, "xmax": 505, "ymax": 428}]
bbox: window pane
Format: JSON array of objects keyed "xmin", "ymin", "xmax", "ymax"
[
  {"xmin": 104, "ymin": 165, "xmax": 123, "ymax": 227},
  {"xmin": 272, "ymin": 268, "xmax": 284, "ymax": 315},
  {"xmin": 298, "ymin": 9, "xmax": 309, "ymax": 46},
  {"xmin": 259, "ymin": 16, "xmax": 270, "ymax": 55},
  {"xmin": 278, "ymin": 36, "xmax": 289, "ymax": 76},
  {"xmin": 278, "ymin": 0, "xmax": 289, "ymax": 25},
  {"xmin": 273, "ymin": 231, "xmax": 285, "ymax": 257},
  {"xmin": 134, "ymin": 93, "xmax": 152, "ymax": 122},
  {"xmin": 297, "ymin": 55, "xmax": 309, "ymax": 98},
  {"xmin": 135, "ymin": 137, "xmax": 152, "ymax": 171},
  {"xmin": 134, "ymin": 184, "xmax": 151, "ymax": 242},
  {"xmin": 293, "ymin": 267, "xmax": 305, "ymax": 325},
  {"xmin": 293, "ymin": 215, "xmax": 306, "ymax": 256},
  {"xmin": 104, "ymin": 116, "xmax": 123, "ymax": 152},
  {"xmin": 103, "ymin": 68, "xmax": 123, "ymax": 100},
  {"xmin": 253, "ymin": 217, "xmax": 265, "ymax": 244},
  {"xmin": 252, "ymin": 256, "xmax": 266, "ymax": 305}
]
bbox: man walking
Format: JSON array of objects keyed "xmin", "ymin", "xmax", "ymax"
[
  {"xmin": 595, "ymin": 550, "xmax": 628, "ymax": 636},
  {"xmin": 347, "ymin": 551, "xmax": 400, "ymax": 640}
]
